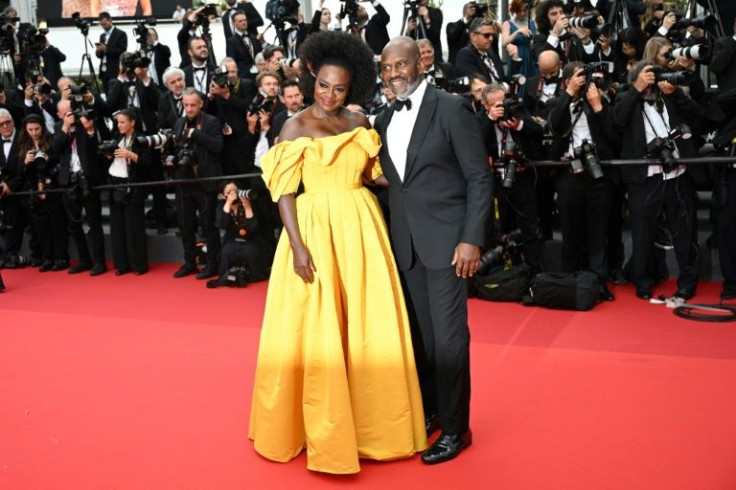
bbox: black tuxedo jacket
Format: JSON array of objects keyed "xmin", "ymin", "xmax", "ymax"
[
  {"xmin": 222, "ymin": 2, "xmax": 264, "ymax": 39},
  {"xmin": 446, "ymin": 18, "xmax": 470, "ymax": 66},
  {"xmin": 364, "ymin": 4, "xmax": 391, "ymax": 55},
  {"xmin": 97, "ymin": 27, "xmax": 128, "ymax": 81},
  {"xmin": 51, "ymin": 122, "xmax": 109, "ymax": 186},
  {"xmin": 184, "ymin": 65, "xmax": 216, "ymax": 96},
  {"xmin": 532, "ymin": 32, "xmax": 567, "ymax": 65},
  {"xmin": 455, "ymin": 45, "xmax": 508, "ymax": 84},
  {"xmin": 146, "ymin": 43, "xmax": 172, "ymax": 86},
  {"xmin": 711, "ymin": 36, "xmax": 736, "ymax": 92},
  {"xmin": 225, "ymin": 33, "xmax": 262, "ymax": 79},
  {"xmin": 277, "ymin": 23, "xmax": 309, "ymax": 58},
  {"xmin": 39, "ymin": 45, "xmax": 66, "ymax": 87},
  {"xmin": 475, "ymin": 110, "xmax": 544, "ymax": 164},
  {"xmin": 210, "ymin": 85, "xmax": 259, "ymax": 173},
  {"xmin": 0, "ymin": 133, "xmax": 22, "ymax": 192},
  {"xmin": 174, "ymin": 113, "xmax": 224, "ymax": 192},
  {"xmin": 106, "ymin": 78, "xmax": 161, "ymax": 134},
  {"xmin": 158, "ymin": 91, "xmax": 184, "ymax": 131},
  {"xmin": 523, "ymin": 74, "xmax": 563, "ymax": 118},
  {"xmin": 424, "ymin": 61, "xmax": 456, "ymax": 91},
  {"xmin": 374, "ymin": 85, "xmax": 492, "ymax": 270},
  {"xmin": 177, "ymin": 20, "xmax": 196, "ymax": 69},
  {"xmin": 613, "ymin": 88, "xmax": 704, "ymax": 184}
]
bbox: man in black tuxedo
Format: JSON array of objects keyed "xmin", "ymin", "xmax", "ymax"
[
  {"xmin": 184, "ymin": 37, "xmax": 216, "ymax": 96},
  {"xmin": 225, "ymin": 11, "xmax": 262, "ymax": 80},
  {"xmin": 417, "ymin": 39, "xmax": 456, "ymax": 92},
  {"xmin": 95, "ymin": 12, "xmax": 128, "ymax": 92},
  {"xmin": 266, "ymin": 79, "xmax": 303, "ymax": 146},
  {"xmin": 404, "ymin": 0, "xmax": 444, "ymax": 62},
  {"xmin": 222, "ymin": 0, "xmax": 263, "ymax": 39},
  {"xmin": 613, "ymin": 62, "xmax": 703, "ymax": 301},
  {"xmin": 376, "ymin": 37, "xmax": 491, "ymax": 465},
  {"xmin": 106, "ymin": 54, "xmax": 161, "ymax": 135},
  {"xmin": 36, "ymin": 37, "xmax": 66, "ymax": 88},
  {"xmin": 341, "ymin": 0, "xmax": 390, "ymax": 56},
  {"xmin": 172, "ymin": 88, "xmax": 224, "ymax": 281},
  {"xmin": 52, "ymin": 100, "xmax": 109, "ymax": 276},
  {"xmin": 446, "ymin": 2, "xmax": 476, "ymax": 66},
  {"xmin": 455, "ymin": 18, "xmax": 507, "ymax": 85},
  {"xmin": 144, "ymin": 28, "xmax": 171, "ymax": 88},
  {"xmin": 711, "ymin": 20, "xmax": 736, "ymax": 119}
]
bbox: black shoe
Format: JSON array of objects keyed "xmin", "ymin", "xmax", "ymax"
[
  {"xmin": 196, "ymin": 266, "xmax": 218, "ymax": 280},
  {"xmin": 115, "ymin": 268, "xmax": 131, "ymax": 276},
  {"xmin": 39, "ymin": 260, "xmax": 54, "ymax": 272},
  {"xmin": 173, "ymin": 263, "xmax": 197, "ymax": 278},
  {"xmin": 30, "ymin": 256, "xmax": 42, "ymax": 267},
  {"xmin": 89, "ymin": 263, "xmax": 107, "ymax": 276},
  {"xmin": 68, "ymin": 261, "xmax": 92, "ymax": 274},
  {"xmin": 635, "ymin": 288, "xmax": 652, "ymax": 300},
  {"xmin": 206, "ymin": 277, "xmax": 224, "ymax": 289},
  {"xmin": 599, "ymin": 284, "xmax": 615, "ymax": 302},
  {"xmin": 672, "ymin": 288, "xmax": 695, "ymax": 301},
  {"xmin": 425, "ymin": 414, "xmax": 440, "ymax": 437},
  {"xmin": 3, "ymin": 255, "xmax": 18, "ymax": 269},
  {"xmin": 133, "ymin": 268, "xmax": 148, "ymax": 276},
  {"xmin": 608, "ymin": 268, "xmax": 627, "ymax": 285},
  {"xmin": 51, "ymin": 259, "xmax": 70, "ymax": 272},
  {"xmin": 421, "ymin": 430, "xmax": 473, "ymax": 465}
]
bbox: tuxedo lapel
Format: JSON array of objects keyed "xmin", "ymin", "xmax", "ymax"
[
  {"xmin": 403, "ymin": 86, "xmax": 437, "ymax": 181},
  {"xmin": 377, "ymin": 107, "xmax": 402, "ymax": 183}
]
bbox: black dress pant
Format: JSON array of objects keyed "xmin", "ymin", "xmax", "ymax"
[
  {"xmin": 494, "ymin": 170, "xmax": 542, "ymax": 271},
  {"xmin": 32, "ymin": 194, "xmax": 68, "ymax": 262},
  {"xmin": 717, "ymin": 168, "xmax": 736, "ymax": 294},
  {"xmin": 607, "ymin": 182, "xmax": 626, "ymax": 272},
  {"xmin": 627, "ymin": 172, "xmax": 698, "ymax": 292},
  {"xmin": 401, "ymin": 250, "xmax": 470, "ymax": 435},
  {"xmin": 556, "ymin": 171, "xmax": 615, "ymax": 282},
  {"xmin": 218, "ymin": 237, "xmax": 271, "ymax": 282},
  {"xmin": 109, "ymin": 198, "xmax": 148, "ymax": 273},
  {"xmin": 176, "ymin": 187, "xmax": 221, "ymax": 267},
  {"xmin": 2, "ymin": 198, "xmax": 40, "ymax": 260},
  {"xmin": 62, "ymin": 190, "xmax": 105, "ymax": 265}
]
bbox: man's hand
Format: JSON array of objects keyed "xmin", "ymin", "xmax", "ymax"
[
  {"xmin": 247, "ymin": 111, "xmax": 259, "ymax": 133},
  {"xmin": 80, "ymin": 115, "xmax": 95, "ymax": 133},
  {"xmin": 566, "ymin": 68, "xmax": 586, "ymax": 97},
  {"xmin": 209, "ymin": 81, "xmax": 230, "ymax": 99},
  {"xmin": 489, "ymin": 101, "xmax": 504, "ymax": 121},
  {"xmin": 552, "ymin": 15, "xmax": 568, "ymax": 36},
  {"xmin": 135, "ymin": 66, "xmax": 151, "ymax": 84},
  {"xmin": 500, "ymin": 117, "xmax": 522, "ymax": 130},
  {"xmin": 662, "ymin": 12, "xmax": 677, "ymax": 30},
  {"xmin": 633, "ymin": 65, "xmax": 655, "ymax": 93},
  {"xmin": 258, "ymin": 109, "xmax": 270, "ymax": 132},
  {"xmin": 61, "ymin": 112, "xmax": 75, "ymax": 134},
  {"xmin": 452, "ymin": 242, "xmax": 481, "ymax": 278},
  {"xmin": 657, "ymin": 81, "xmax": 677, "ymax": 95},
  {"xmin": 24, "ymin": 85, "xmax": 33, "ymax": 101},
  {"xmin": 585, "ymin": 82, "xmax": 603, "ymax": 112}
]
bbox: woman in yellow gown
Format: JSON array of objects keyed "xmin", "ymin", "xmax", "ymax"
[{"xmin": 248, "ymin": 32, "xmax": 427, "ymax": 474}]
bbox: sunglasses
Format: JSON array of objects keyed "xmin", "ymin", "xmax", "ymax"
[{"xmin": 474, "ymin": 32, "xmax": 493, "ymax": 39}]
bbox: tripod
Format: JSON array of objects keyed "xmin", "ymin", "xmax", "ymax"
[
  {"xmin": 685, "ymin": 0, "xmax": 725, "ymax": 38},
  {"xmin": 77, "ymin": 32, "xmax": 101, "ymax": 96},
  {"xmin": 402, "ymin": 3, "xmax": 427, "ymax": 41},
  {"xmin": 0, "ymin": 51, "xmax": 16, "ymax": 89},
  {"xmin": 606, "ymin": 0, "xmax": 633, "ymax": 37}
]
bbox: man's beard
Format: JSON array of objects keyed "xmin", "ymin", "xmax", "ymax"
[{"xmin": 391, "ymin": 76, "xmax": 422, "ymax": 101}]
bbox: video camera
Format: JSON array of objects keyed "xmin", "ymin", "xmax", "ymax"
[
  {"xmin": 571, "ymin": 139, "xmax": 604, "ymax": 179},
  {"xmin": 133, "ymin": 17, "xmax": 157, "ymax": 50},
  {"xmin": 71, "ymin": 12, "xmax": 94, "ymax": 37},
  {"xmin": 470, "ymin": 1, "xmax": 490, "ymax": 19},
  {"xmin": 20, "ymin": 23, "xmax": 49, "ymax": 56},
  {"xmin": 404, "ymin": 0, "xmax": 420, "ymax": 20}
]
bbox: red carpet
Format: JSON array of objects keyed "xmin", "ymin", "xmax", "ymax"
[{"xmin": 1, "ymin": 265, "xmax": 736, "ymax": 489}]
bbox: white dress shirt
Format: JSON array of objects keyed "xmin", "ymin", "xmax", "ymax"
[
  {"xmin": 385, "ymin": 79, "xmax": 429, "ymax": 182},
  {"xmin": 643, "ymin": 101, "xmax": 684, "ymax": 180}
]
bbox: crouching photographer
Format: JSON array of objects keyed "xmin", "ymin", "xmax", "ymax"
[
  {"xmin": 51, "ymin": 100, "xmax": 110, "ymax": 276},
  {"xmin": 548, "ymin": 62, "xmax": 620, "ymax": 301},
  {"xmin": 477, "ymin": 81, "xmax": 544, "ymax": 274},
  {"xmin": 206, "ymin": 181, "xmax": 274, "ymax": 288},
  {"xmin": 613, "ymin": 61, "xmax": 703, "ymax": 302}
]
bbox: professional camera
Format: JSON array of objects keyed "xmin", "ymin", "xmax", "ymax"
[
  {"xmin": 97, "ymin": 140, "xmax": 119, "ymax": 157},
  {"xmin": 404, "ymin": 0, "xmax": 420, "ymax": 20},
  {"xmin": 198, "ymin": 2, "xmax": 220, "ymax": 19},
  {"xmin": 571, "ymin": 139, "xmax": 604, "ymax": 179},
  {"xmin": 69, "ymin": 83, "xmax": 90, "ymax": 109},
  {"xmin": 647, "ymin": 137, "xmax": 678, "ymax": 172},
  {"xmin": 136, "ymin": 129, "xmax": 176, "ymax": 150},
  {"xmin": 71, "ymin": 12, "xmax": 94, "ymax": 37},
  {"xmin": 33, "ymin": 82, "xmax": 52, "ymax": 96},
  {"xmin": 478, "ymin": 231, "xmax": 523, "ymax": 275},
  {"xmin": 69, "ymin": 171, "xmax": 90, "ymax": 199},
  {"xmin": 224, "ymin": 266, "xmax": 250, "ymax": 288},
  {"xmin": 172, "ymin": 140, "xmax": 195, "ymax": 167},
  {"xmin": 237, "ymin": 188, "xmax": 258, "ymax": 200},
  {"xmin": 32, "ymin": 150, "xmax": 48, "ymax": 171},
  {"xmin": 211, "ymin": 65, "xmax": 232, "ymax": 89},
  {"xmin": 652, "ymin": 66, "xmax": 687, "ymax": 85},
  {"xmin": 673, "ymin": 13, "xmax": 717, "ymax": 32},
  {"xmin": 247, "ymin": 92, "xmax": 275, "ymax": 116},
  {"xmin": 340, "ymin": 0, "xmax": 361, "ymax": 29},
  {"xmin": 133, "ymin": 17, "xmax": 157, "ymax": 50},
  {"xmin": 470, "ymin": 1, "xmax": 490, "ymax": 19},
  {"xmin": 502, "ymin": 140, "xmax": 525, "ymax": 189},
  {"xmin": 20, "ymin": 24, "xmax": 49, "ymax": 56},
  {"xmin": 568, "ymin": 15, "xmax": 600, "ymax": 30},
  {"xmin": 447, "ymin": 76, "xmax": 471, "ymax": 94},
  {"xmin": 120, "ymin": 52, "xmax": 151, "ymax": 75},
  {"xmin": 274, "ymin": 0, "xmax": 300, "ymax": 28},
  {"xmin": 666, "ymin": 44, "xmax": 711, "ymax": 62}
]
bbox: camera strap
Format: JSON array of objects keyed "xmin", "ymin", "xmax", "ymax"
[{"xmin": 559, "ymin": 99, "xmax": 586, "ymax": 139}]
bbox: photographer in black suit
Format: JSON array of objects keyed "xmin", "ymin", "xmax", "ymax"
[
  {"xmin": 107, "ymin": 53, "xmax": 161, "ymax": 135},
  {"xmin": 172, "ymin": 88, "xmax": 223, "ymax": 281},
  {"xmin": 225, "ymin": 11, "xmax": 262, "ymax": 80},
  {"xmin": 613, "ymin": 62, "xmax": 703, "ymax": 301},
  {"xmin": 222, "ymin": 0, "xmax": 264, "ymax": 39},
  {"xmin": 548, "ymin": 62, "xmax": 620, "ymax": 301},
  {"xmin": 267, "ymin": 79, "xmax": 303, "ymax": 146},
  {"xmin": 143, "ymin": 28, "xmax": 171, "ymax": 88},
  {"xmin": 340, "ymin": 0, "xmax": 391, "ymax": 56},
  {"xmin": 446, "ymin": 2, "xmax": 477, "ymax": 66},
  {"xmin": 183, "ymin": 37, "xmax": 215, "ymax": 96},
  {"xmin": 158, "ymin": 67, "xmax": 187, "ymax": 131},
  {"xmin": 404, "ymin": 0, "xmax": 444, "ymax": 62},
  {"xmin": 376, "ymin": 37, "xmax": 492, "ymax": 464},
  {"xmin": 52, "ymin": 99, "xmax": 109, "ymax": 276},
  {"xmin": 417, "ymin": 39, "xmax": 455, "ymax": 91},
  {"xmin": 455, "ymin": 18, "xmax": 508, "ymax": 85},
  {"xmin": 95, "ymin": 12, "xmax": 128, "ymax": 92},
  {"xmin": 35, "ymin": 36, "xmax": 66, "ymax": 88},
  {"xmin": 477, "ymin": 83, "xmax": 543, "ymax": 273}
]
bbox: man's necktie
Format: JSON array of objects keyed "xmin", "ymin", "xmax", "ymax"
[
  {"xmin": 394, "ymin": 98, "xmax": 412, "ymax": 112},
  {"xmin": 193, "ymin": 66, "xmax": 206, "ymax": 72}
]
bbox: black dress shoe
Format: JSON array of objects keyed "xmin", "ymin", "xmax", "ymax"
[
  {"xmin": 173, "ymin": 263, "xmax": 197, "ymax": 278},
  {"xmin": 599, "ymin": 284, "xmax": 615, "ymax": 302},
  {"xmin": 608, "ymin": 268, "xmax": 628, "ymax": 285},
  {"xmin": 68, "ymin": 261, "xmax": 92, "ymax": 274},
  {"xmin": 115, "ymin": 268, "xmax": 131, "ymax": 276},
  {"xmin": 672, "ymin": 288, "xmax": 695, "ymax": 301},
  {"xmin": 635, "ymin": 288, "xmax": 652, "ymax": 300},
  {"xmin": 206, "ymin": 277, "xmax": 224, "ymax": 289},
  {"xmin": 89, "ymin": 263, "xmax": 107, "ymax": 276},
  {"xmin": 51, "ymin": 260, "xmax": 70, "ymax": 272},
  {"xmin": 30, "ymin": 256, "xmax": 42, "ymax": 267},
  {"xmin": 421, "ymin": 430, "xmax": 473, "ymax": 465},
  {"xmin": 133, "ymin": 268, "xmax": 148, "ymax": 276},
  {"xmin": 425, "ymin": 414, "xmax": 440, "ymax": 437},
  {"xmin": 39, "ymin": 260, "xmax": 54, "ymax": 272},
  {"xmin": 196, "ymin": 266, "xmax": 219, "ymax": 280}
]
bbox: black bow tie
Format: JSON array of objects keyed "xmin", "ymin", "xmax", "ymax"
[
  {"xmin": 394, "ymin": 98, "xmax": 412, "ymax": 112},
  {"xmin": 3, "ymin": 139, "xmax": 11, "ymax": 143},
  {"xmin": 192, "ymin": 66, "xmax": 206, "ymax": 72},
  {"xmin": 542, "ymin": 78, "xmax": 559, "ymax": 87}
]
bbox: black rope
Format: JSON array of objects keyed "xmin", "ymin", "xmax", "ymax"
[{"xmin": 673, "ymin": 303, "xmax": 736, "ymax": 322}]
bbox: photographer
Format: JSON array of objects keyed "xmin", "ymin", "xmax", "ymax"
[
  {"xmin": 711, "ymin": 19, "xmax": 736, "ymax": 92},
  {"xmin": 172, "ymin": 88, "xmax": 223, "ymax": 280},
  {"xmin": 274, "ymin": 0, "xmax": 309, "ymax": 61},
  {"xmin": 417, "ymin": 39, "xmax": 456, "ymax": 91},
  {"xmin": 18, "ymin": 114, "xmax": 68, "ymax": 272},
  {"xmin": 222, "ymin": 0, "xmax": 264, "ymax": 40},
  {"xmin": 22, "ymin": 71, "xmax": 58, "ymax": 134},
  {"xmin": 52, "ymin": 99, "xmax": 109, "ymax": 276},
  {"xmin": 247, "ymin": 71, "xmax": 282, "ymax": 160},
  {"xmin": 144, "ymin": 28, "xmax": 171, "ymax": 88},
  {"xmin": 477, "ymin": 83, "xmax": 544, "ymax": 273},
  {"xmin": 642, "ymin": 36, "xmax": 705, "ymax": 106},
  {"xmin": 532, "ymin": 0, "xmax": 570, "ymax": 64},
  {"xmin": 548, "ymin": 62, "xmax": 621, "ymax": 301},
  {"xmin": 404, "ymin": 0, "xmax": 444, "ymax": 62},
  {"xmin": 107, "ymin": 52, "xmax": 161, "ymax": 135},
  {"xmin": 447, "ymin": 2, "xmax": 478, "ymax": 66},
  {"xmin": 455, "ymin": 18, "xmax": 508, "ymax": 85},
  {"xmin": 338, "ymin": 0, "xmax": 390, "ymax": 56},
  {"xmin": 95, "ymin": 12, "xmax": 128, "ymax": 91},
  {"xmin": 184, "ymin": 37, "xmax": 215, "ymax": 96},
  {"xmin": 267, "ymin": 79, "xmax": 304, "ymax": 146},
  {"xmin": 225, "ymin": 11, "xmax": 263, "ymax": 80},
  {"xmin": 158, "ymin": 67, "xmax": 187, "ymax": 132},
  {"xmin": 206, "ymin": 181, "xmax": 274, "ymax": 288},
  {"xmin": 209, "ymin": 58, "xmax": 258, "ymax": 176},
  {"xmin": 613, "ymin": 61, "xmax": 703, "ymax": 301},
  {"xmin": 30, "ymin": 33, "xmax": 66, "ymax": 88}
]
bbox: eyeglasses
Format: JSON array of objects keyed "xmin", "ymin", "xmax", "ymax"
[
  {"xmin": 0, "ymin": 121, "xmax": 12, "ymax": 127},
  {"xmin": 473, "ymin": 32, "xmax": 493, "ymax": 39}
]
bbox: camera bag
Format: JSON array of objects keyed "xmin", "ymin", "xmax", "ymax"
[
  {"xmin": 468, "ymin": 264, "xmax": 530, "ymax": 302},
  {"xmin": 530, "ymin": 271, "xmax": 599, "ymax": 311}
]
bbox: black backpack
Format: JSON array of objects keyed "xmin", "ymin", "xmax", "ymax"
[
  {"xmin": 468, "ymin": 264, "xmax": 531, "ymax": 302},
  {"xmin": 529, "ymin": 271, "xmax": 600, "ymax": 311}
]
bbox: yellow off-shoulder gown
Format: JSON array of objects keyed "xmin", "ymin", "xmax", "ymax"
[{"xmin": 248, "ymin": 127, "xmax": 427, "ymax": 474}]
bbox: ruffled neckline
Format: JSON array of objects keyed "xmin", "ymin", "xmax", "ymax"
[{"xmin": 272, "ymin": 126, "xmax": 380, "ymax": 166}]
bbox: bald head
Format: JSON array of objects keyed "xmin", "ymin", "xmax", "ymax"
[
  {"xmin": 538, "ymin": 50, "xmax": 562, "ymax": 81},
  {"xmin": 381, "ymin": 36, "xmax": 422, "ymax": 100},
  {"xmin": 383, "ymin": 36, "xmax": 420, "ymax": 61}
]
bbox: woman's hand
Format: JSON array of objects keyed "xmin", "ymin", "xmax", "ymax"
[
  {"xmin": 292, "ymin": 244, "xmax": 316, "ymax": 283},
  {"xmin": 24, "ymin": 150, "xmax": 36, "ymax": 164}
]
